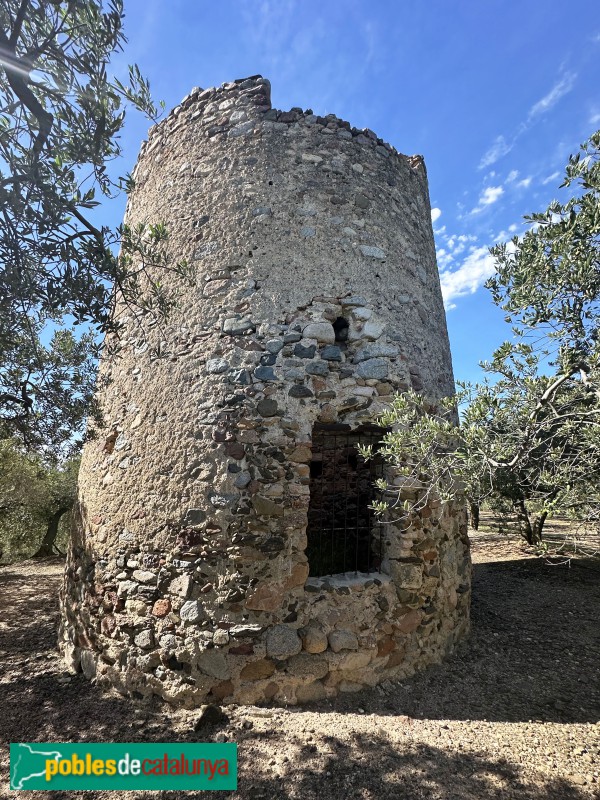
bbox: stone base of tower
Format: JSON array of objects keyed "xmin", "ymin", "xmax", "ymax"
[{"xmin": 60, "ymin": 501, "xmax": 470, "ymax": 707}]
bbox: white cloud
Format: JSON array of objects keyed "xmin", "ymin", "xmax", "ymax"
[
  {"xmin": 528, "ymin": 72, "xmax": 576, "ymax": 120},
  {"xmin": 436, "ymin": 247, "xmax": 454, "ymax": 270},
  {"xmin": 480, "ymin": 186, "xmax": 504, "ymax": 205},
  {"xmin": 542, "ymin": 171, "xmax": 560, "ymax": 185},
  {"xmin": 442, "ymin": 236, "xmax": 467, "ymax": 258},
  {"xmin": 479, "ymin": 135, "xmax": 512, "ymax": 169},
  {"xmin": 472, "ymin": 185, "xmax": 504, "ymax": 214},
  {"xmin": 590, "ymin": 109, "xmax": 600, "ymax": 126},
  {"xmin": 435, "ymin": 230, "xmax": 478, "ymax": 275},
  {"xmin": 517, "ymin": 176, "xmax": 532, "ymax": 189},
  {"xmin": 440, "ymin": 246, "xmax": 496, "ymax": 308},
  {"xmin": 506, "ymin": 169, "xmax": 519, "ymax": 183},
  {"xmin": 431, "ymin": 207, "xmax": 442, "ymax": 223}
]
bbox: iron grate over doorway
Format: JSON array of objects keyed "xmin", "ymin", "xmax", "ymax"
[{"xmin": 306, "ymin": 423, "xmax": 386, "ymax": 577}]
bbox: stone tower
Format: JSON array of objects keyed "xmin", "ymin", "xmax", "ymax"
[{"xmin": 60, "ymin": 76, "xmax": 471, "ymax": 706}]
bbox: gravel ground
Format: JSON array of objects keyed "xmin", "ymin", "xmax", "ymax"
[{"xmin": 0, "ymin": 535, "xmax": 598, "ymax": 799}]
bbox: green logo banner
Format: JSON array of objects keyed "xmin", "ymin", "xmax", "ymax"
[{"xmin": 10, "ymin": 742, "xmax": 237, "ymax": 791}]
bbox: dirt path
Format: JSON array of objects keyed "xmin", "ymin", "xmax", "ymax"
[{"xmin": 0, "ymin": 537, "xmax": 598, "ymax": 799}]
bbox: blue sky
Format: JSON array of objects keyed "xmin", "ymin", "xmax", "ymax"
[{"xmin": 102, "ymin": 0, "xmax": 600, "ymax": 383}]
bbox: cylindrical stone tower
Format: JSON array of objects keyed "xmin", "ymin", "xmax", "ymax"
[{"xmin": 60, "ymin": 76, "xmax": 471, "ymax": 707}]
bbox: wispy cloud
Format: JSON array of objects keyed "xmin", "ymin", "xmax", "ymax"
[
  {"xmin": 361, "ymin": 19, "xmax": 382, "ymax": 68},
  {"xmin": 528, "ymin": 72, "xmax": 576, "ymax": 120},
  {"xmin": 478, "ymin": 71, "xmax": 576, "ymax": 171},
  {"xmin": 431, "ymin": 207, "xmax": 442, "ymax": 223},
  {"xmin": 542, "ymin": 171, "xmax": 560, "ymax": 185},
  {"xmin": 517, "ymin": 176, "xmax": 532, "ymax": 189},
  {"xmin": 111, "ymin": 0, "xmax": 161, "ymax": 80},
  {"xmin": 506, "ymin": 169, "xmax": 519, "ymax": 182},
  {"xmin": 239, "ymin": 0, "xmax": 386, "ymax": 113},
  {"xmin": 440, "ymin": 246, "xmax": 496, "ymax": 309},
  {"xmin": 472, "ymin": 185, "xmax": 504, "ymax": 214},
  {"xmin": 479, "ymin": 135, "xmax": 512, "ymax": 170}
]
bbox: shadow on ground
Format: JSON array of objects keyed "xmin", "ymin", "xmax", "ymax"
[
  {"xmin": 0, "ymin": 551, "xmax": 598, "ymax": 798},
  {"xmin": 5, "ymin": 732, "xmax": 592, "ymax": 800},
  {"xmin": 340, "ymin": 556, "xmax": 600, "ymax": 725}
]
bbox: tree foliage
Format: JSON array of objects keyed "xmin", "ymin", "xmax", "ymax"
[
  {"xmin": 0, "ymin": 0, "xmax": 190, "ymax": 452},
  {"xmin": 0, "ymin": 438, "xmax": 78, "ymax": 561},
  {"xmin": 489, "ymin": 130, "xmax": 600, "ymax": 372},
  {"xmin": 371, "ymin": 131, "xmax": 600, "ymax": 545}
]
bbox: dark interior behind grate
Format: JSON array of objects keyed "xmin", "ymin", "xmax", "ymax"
[{"xmin": 306, "ymin": 423, "xmax": 385, "ymax": 577}]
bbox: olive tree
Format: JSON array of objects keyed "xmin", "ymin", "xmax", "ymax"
[
  {"xmin": 369, "ymin": 131, "xmax": 600, "ymax": 545},
  {"xmin": 0, "ymin": 0, "xmax": 190, "ymax": 452},
  {"xmin": 0, "ymin": 438, "xmax": 78, "ymax": 561}
]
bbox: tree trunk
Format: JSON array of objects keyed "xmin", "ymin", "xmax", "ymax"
[
  {"xmin": 531, "ymin": 511, "xmax": 548, "ymax": 544},
  {"xmin": 33, "ymin": 507, "xmax": 69, "ymax": 558},
  {"xmin": 513, "ymin": 498, "xmax": 538, "ymax": 544},
  {"xmin": 469, "ymin": 500, "xmax": 480, "ymax": 531}
]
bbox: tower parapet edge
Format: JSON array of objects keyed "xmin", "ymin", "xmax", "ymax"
[{"xmin": 59, "ymin": 76, "xmax": 471, "ymax": 708}]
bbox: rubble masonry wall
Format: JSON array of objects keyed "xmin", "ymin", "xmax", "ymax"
[{"xmin": 60, "ymin": 75, "xmax": 471, "ymax": 707}]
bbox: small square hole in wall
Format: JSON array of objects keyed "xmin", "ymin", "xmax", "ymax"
[
  {"xmin": 333, "ymin": 316, "xmax": 349, "ymax": 342},
  {"xmin": 306, "ymin": 423, "xmax": 386, "ymax": 577}
]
